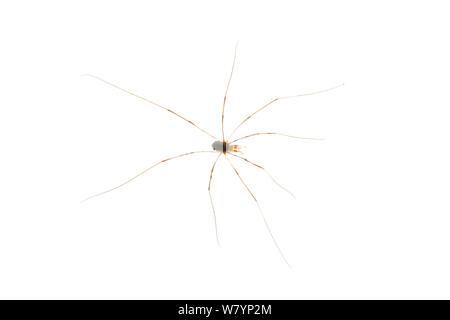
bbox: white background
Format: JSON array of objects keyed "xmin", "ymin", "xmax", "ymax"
[{"xmin": 0, "ymin": 0, "xmax": 449, "ymax": 299}]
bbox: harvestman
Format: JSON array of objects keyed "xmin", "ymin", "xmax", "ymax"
[{"xmin": 82, "ymin": 46, "xmax": 342, "ymax": 266}]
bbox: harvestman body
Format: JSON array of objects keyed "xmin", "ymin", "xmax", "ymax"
[{"xmin": 82, "ymin": 45, "xmax": 342, "ymax": 266}]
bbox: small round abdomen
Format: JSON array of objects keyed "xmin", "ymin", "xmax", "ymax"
[{"xmin": 212, "ymin": 140, "xmax": 230, "ymax": 153}]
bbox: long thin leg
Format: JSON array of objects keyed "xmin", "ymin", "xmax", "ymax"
[
  {"xmin": 208, "ymin": 154, "xmax": 222, "ymax": 246},
  {"xmin": 228, "ymin": 83, "xmax": 344, "ymax": 140},
  {"xmin": 83, "ymin": 74, "xmax": 218, "ymax": 140},
  {"xmin": 81, "ymin": 150, "xmax": 215, "ymax": 203},
  {"xmin": 230, "ymin": 132, "xmax": 323, "ymax": 144},
  {"xmin": 225, "ymin": 156, "xmax": 291, "ymax": 267},
  {"xmin": 229, "ymin": 153, "xmax": 295, "ymax": 199},
  {"xmin": 221, "ymin": 43, "xmax": 238, "ymax": 141}
]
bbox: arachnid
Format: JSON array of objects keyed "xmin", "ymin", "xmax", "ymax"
[{"xmin": 82, "ymin": 45, "xmax": 342, "ymax": 266}]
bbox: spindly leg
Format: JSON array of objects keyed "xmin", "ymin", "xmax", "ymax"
[
  {"xmin": 228, "ymin": 83, "xmax": 344, "ymax": 140},
  {"xmin": 208, "ymin": 154, "xmax": 222, "ymax": 246},
  {"xmin": 225, "ymin": 156, "xmax": 291, "ymax": 267},
  {"xmin": 82, "ymin": 150, "xmax": 215, "ymax": 203},
  {"xmin": 228, "ymin": 153, "xmax": 295, "ymax": 199},
  {"xmin": 221, "ymin": 43, "xmax": 238, "ymax": 141},
  {"xmin": 230, "ymin": 132, "xmax": 323, "ymax": 144},
  {"xmin": 83, "ymin": 74, "xmax": 218, "ymax": 140}
]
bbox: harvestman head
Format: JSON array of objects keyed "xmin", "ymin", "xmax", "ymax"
[{"xmin": 82, "ymin": 44, "xmax": 343, "ymax": 267}]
